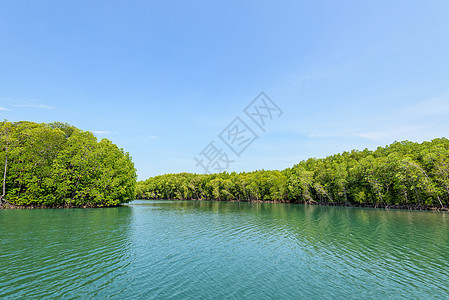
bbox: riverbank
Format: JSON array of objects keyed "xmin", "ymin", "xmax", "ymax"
[
  {"xmin": 298, "ymin": 200, "xmax": 449, "ymax": 211},
  {"xmin": 0, "ymin": 203, "xmax": 122, "ymax": 209},
  {"xmin": 144, "ymin": 198, "xmax": 449, "ymax": 212},
  {"xmin": 3, "ymin": 199, "xmax": 448, "ymax": 211}
]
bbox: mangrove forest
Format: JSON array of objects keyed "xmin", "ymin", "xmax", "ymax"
[
  {"xmin": 137, "ymin": 138, "xmax": 449, "ymax": 209},
  {"xmin": 2, "ymin": 120, "xmax": 449, "ymax": 210},
  {"xmin": 0, "ymin": 121, "xmax": 136, "ymax": 208}
]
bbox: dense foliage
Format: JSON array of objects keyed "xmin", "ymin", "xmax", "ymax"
[
  {"xmin": 137, "ymin": 138, "xmax": 449, "ymax": 207},
  {"xmin": 0, "ymin": 121, "xmax": 136, "ymax": 207}
]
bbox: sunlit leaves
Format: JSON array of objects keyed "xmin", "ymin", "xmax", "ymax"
[
  {"xmin": 137, "ymin": 138, "xmax": 449, "ymax": 208},
  {"xmin": 0, "ymin": 121, "xmax": 136, "ymax": 206}
]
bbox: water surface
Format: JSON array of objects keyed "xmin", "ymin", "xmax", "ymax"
[{"xmin": 1, "ymin": 200, "xmax": 448, "ymax": 299}]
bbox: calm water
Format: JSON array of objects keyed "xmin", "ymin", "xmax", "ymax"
[{"xmin": 1, "ymin": 200, "xmax": 449, "ymax": 299}]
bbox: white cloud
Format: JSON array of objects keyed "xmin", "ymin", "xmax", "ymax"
[
  {"xmin": 405, "ymin": 96, "xmax": 449, "ymax": 116},
  {"xmin": 91, "ymin": 131, "xmax": 118, "ymax": 135},
  {"xmin": 293, "ymin": 107, "xmax": 444, "ymax": 144},
  {"xmin": 13, "ymin": 104, "xmax": 54, "ymax": 109},
  {"xmin": 354, "ymin": 125, "xmax": 428, "ymax": 141},
  {"xmin": 148, "ymin": 135, "xmax": 159, "ymax": 139},
  {"xmin": 0, "ymin": 107, "xmax": 10, "ymax": 111}
]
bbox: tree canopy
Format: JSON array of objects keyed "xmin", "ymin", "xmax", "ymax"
[
  {"xmin": 0, "ymin": 121, "xmax": 136, "ymax": 207},
  {"xmin": 2, "ymin": 120, "xmax": 448, "ymax": 209},
  {"xmin": 137, "ymin": 138, "xmax": 449, "ymax": 208}
]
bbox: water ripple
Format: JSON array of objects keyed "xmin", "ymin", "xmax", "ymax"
[{"xmin": 1, "ymin": 201, "xmax": 449, "ymax": 299}]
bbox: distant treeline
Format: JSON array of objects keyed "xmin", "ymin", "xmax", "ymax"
[
  {"xmin": 137, "ymin": 139, "xmax": 449, "ymax": 208},
  {"xmin": 0, "ymin": 121, "xmax": 136, "ymax": 207}
]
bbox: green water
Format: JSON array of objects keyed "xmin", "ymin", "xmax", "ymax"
[{"xmin": 1, "ymin": 200, "xmax": 448, "ymax": 299}]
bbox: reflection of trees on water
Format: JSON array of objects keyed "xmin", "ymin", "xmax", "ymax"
[
  {"xmin": 142, "ymin": 200, "xmax": 449, "ymax": 297},
  {"xmin": 0, "ymin": 207, "xmax": 133, "ymax": 299}
]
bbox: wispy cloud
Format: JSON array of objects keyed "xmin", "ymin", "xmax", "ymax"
[
  {"xmin": 291, "ymin": 93, "xmax": 449, "ymax": 144},
  {"xmin": 354, "ymin": 125, "xmax": 429, "ymax": 141},
  {"xmin": 0, "ymin": 107, "xmax": 10, "ymax": 111},
  {"xmin": 13, "ymin": 104, "xmax": 55, "ymax": 109},
  {"xmin": 92, "ymin": 130, "xmax": 118, "ymax": 135},
  {"xmin": 302, "ymin": 121, "xmax": 439, "ymax": 143},
  {"xmin": 295, "ymin": 69, "xmax": 335, "ymax": 83},
  {"xmin": 405, "ymin": 96, "xmax": 449, "ymax": 116},
  {"xmin": 148, "ymin": 135, "xmax": 159, "ymax": 139}
]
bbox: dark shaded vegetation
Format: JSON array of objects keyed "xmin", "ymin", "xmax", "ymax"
[
  {"xmin": 137, "ymin": 139, "xmax": 449, "ymax": 209},
  {"xmin": 0, "ymin": 121, "xmax": 136, "ymax": 208}
]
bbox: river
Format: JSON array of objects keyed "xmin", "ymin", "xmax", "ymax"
[{"xmin": 1, "ymin": 200, "xmax": 448, "ymax": 299}]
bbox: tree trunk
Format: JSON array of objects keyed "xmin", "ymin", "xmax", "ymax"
[
  {"xmin": 436, "ymin": 195, "xmax": 444, "ymax": 208},
  {"xmin": 0, "ymin": 150, "xmax": 7, "ymax": 205}
]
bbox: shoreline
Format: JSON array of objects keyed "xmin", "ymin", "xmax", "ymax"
[
  {"xmin": 2, "ymin": 199, "xmax": 448, "ymax": 211},
  {"xmin": 141, "ymin": 198, "xmax": 449, "ymax": 212},
  {"xmin": 293, "ymin": 200, "xmax": 448, "ymax": 211},
  {"xmin": 0, "ymin": 203, "xmax": 122, "ymax": 209}
]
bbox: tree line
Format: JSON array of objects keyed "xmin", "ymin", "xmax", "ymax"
[
  {"xmin": 137, "ymin": 138, "xmax": 449, "ymax": 208},
  {"xmin": 0, "ymin": 121, "xmax": 136, "ymax": 207}
]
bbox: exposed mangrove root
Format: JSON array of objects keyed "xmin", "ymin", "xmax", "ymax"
[{"xmin": 0, "ymin": 203, "xmax": 122, "ymax": 209}]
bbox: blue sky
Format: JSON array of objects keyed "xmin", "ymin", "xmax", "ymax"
[{"xmin": 1, "ymin": 0, "xmax": 449, "ymax": 179}]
